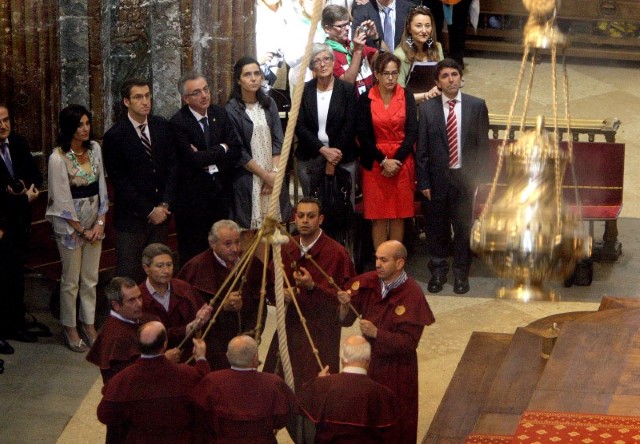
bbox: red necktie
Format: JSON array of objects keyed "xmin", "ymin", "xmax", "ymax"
[{"xmin": 447, "ymin": 100, "xmax": 459, "ymax": 168}]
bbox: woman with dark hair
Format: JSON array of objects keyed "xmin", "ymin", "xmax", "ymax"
[
  {"xmin": 225, "ymin": 56, "xmax": 290, "ymax": 228},
  {"xmin": 394, "ymin": 5, "xmax": 444, "ymax": 105},
  {"xmin": 46, "ymin": 104, "xmax": 108, "ymax": 352},
  {"xmin": 356, "ymin": 52, "xmax": 418, "ymax": 248}
]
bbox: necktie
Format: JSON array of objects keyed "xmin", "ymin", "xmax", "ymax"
[
  {"xmin": 447, "ymin": 100, "xmax": 459, "ymax": 168},
  {"xmin": 0, "ymin": 142, "xmax": 14, "ymax": 176},
  {"xmin": 138, "ymin": 124, "xmax": 153, "ymax": 158},
  {"xmin": 200, "ymin": 117, "xmax": 210, "ymax": 148},
  {"xmin": 382, "ymin": 7, "xmax": 394, "ymax": 51}
]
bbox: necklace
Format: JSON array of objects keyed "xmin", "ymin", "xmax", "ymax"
[{"xmin": 70, "ymin": 148, "xmax": 86, "ymax": 156}]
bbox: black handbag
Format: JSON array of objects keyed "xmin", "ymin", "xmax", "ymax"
[{"xmin": 310, "ymin": 164, "xmax": 354, "ymax": 233}]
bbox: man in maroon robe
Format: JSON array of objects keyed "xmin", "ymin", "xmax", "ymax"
[
  {"xmin": 338, "ymin": 240, "xmax": 435, "ymax": 444},
  {"xmin": 191, "ymin": 335, "xmax": 295, "ymax": 443},
  {"xmin": 263, "ymin": 197, "xmax": 356, "ymax": 392},
  {"xmin": 87, "ymin": 277, "xmax": 159, "ymax": 385},
  {"xmin": 97, "ymin": 321, "xmax": 210, "ymax": 444},
  {"xmin": 298, "ymin": 335, "xmax": 402, "ymax": 443},
  {"xmin": 140, "ymin": 243, "xmax": 212, "ymax": 359},
  {"xmin": 177, "ymin": 220, "xmax": 267, "ymax": 370}
]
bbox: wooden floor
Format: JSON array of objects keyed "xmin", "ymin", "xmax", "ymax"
[{"xmin": 425, "ymin": 298, "xmax": 640, "ymax": 443}]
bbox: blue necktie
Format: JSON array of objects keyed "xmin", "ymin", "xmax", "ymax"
[
  {"xmin": 1, "ymin": 143, "xmax": 14, "ymax": 176},
  {"xmin": 382, "ymin": 7, "xmax": 394, "ymax": 51}
]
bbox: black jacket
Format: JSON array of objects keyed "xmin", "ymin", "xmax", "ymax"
[{"xmin": 103, "ymin": 115, "xmax": 177, "ymax": 232}]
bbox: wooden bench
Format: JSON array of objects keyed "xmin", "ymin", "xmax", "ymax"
[{"xmin": 466, "ymin": 0, "xmax": 640, "ymax": 62}]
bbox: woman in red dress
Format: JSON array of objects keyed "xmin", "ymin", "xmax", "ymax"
[{"xmin": 356, "ymin": 52, "xmax": 418, "ymax": 249}]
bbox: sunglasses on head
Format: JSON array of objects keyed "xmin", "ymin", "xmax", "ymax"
[{"xmin": 410, "ymin": 5, "xmax": 431, "ymax": 13}]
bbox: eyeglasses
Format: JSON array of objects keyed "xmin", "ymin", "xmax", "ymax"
[
  {"xmin": 381, "ymin": 71, "xmax": 399, "ymax": 78},
  {"xmin": 184, "ymin": 86, "xmax": 210, "ymax": 98},
  {"xmin": 332, "ymin": 21, "xmax": 351, "ymax": 30},
  {"xmin": 130, "ymin": 93, "xmax": 152, "ymax": 101},
  {"xmin": 313, "ymin": 56, "xmax": 333, "ymax": 67}
]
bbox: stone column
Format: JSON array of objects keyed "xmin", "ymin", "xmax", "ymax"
[
  {"xmin": 59, "ymin": 0, "xmax": 91, "ymax": 107},
  {"xmin": 150, "ymin": 0, "xmax": 182, "ymax": 118}
]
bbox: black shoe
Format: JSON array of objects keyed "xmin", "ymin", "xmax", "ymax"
[
  {"xmin": 454, "ymin": 277, "xmax": 470, "ymax": 294},
  {"xmin": 428, "ymin": 275, "xmax": 447, "ymax": 293},
  {"xmin": 12, "ymin": 330, "xmax": 38, "ymax": 343},
  {"xmin": 0, "ymin": 340, "xmax": 15, "ymax": 354}
]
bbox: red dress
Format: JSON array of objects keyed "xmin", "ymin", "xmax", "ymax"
[{"xmin": 362, "ymin": 85, "xmax": 415, "ymax": 219}]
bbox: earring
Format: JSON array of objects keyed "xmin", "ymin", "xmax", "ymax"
[
  {"xmin": 406, "ymin": 35, "xmax": 414, "ymax": 47},
  {"xmin": 426, "ymin": 37, "xmax": 434, "ymax": 49}
]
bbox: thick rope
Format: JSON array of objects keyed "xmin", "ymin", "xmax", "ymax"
[{"xmin": 265, "ymin": 0, "xmax": 324, "ymax": 391}]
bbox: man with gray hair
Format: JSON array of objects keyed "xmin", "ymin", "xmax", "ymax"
[
  {"xmin": 298, "ymin": 335, "xmax": 402, "ymax": 443},
  {"xmin": 139, "ymin": 243, "xmax": 212, "ymax": 361},
  {"xmin": 191, "ymin": 335, "xmax": 295, "ymax": 442},
  {"xmin": 178, "ymin": 220, "xmax": 266, "ymax": 370},
  {"xmin": 87, "ymin": 277, "xmax": 161, "ymax": 385},
  {"xmin": 170, "ymin": 72, "xmax": 241, "ymax": 266}
]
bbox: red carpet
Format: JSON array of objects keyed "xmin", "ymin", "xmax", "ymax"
[{"xmin": 512, "ymin": 411, "xmax": 640, "ymax": 443}]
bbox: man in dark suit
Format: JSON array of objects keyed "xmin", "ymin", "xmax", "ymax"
[
  {"xmin": 103, "ymin": 78, "xmax": 177, "ymax": 283},
  {"xmin": 351, "ymin": 0, "xmax": 415, "ymax": 51},
  {"xmin": 0, "ymin": 103, "xmax": 42, "ymax": 353},
  {"xmin": 170, "ymin": 72, "xmax": 241, "ymax": 266},
  {"xmin": 416, "ymin": 58, "xmax": 489, "ymax": 294}
]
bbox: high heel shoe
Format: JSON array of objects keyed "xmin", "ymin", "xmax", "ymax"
[
  {"xmin": 80, "ymin": 325, "xmax": 96, "ymax": 348},
  {"xmin": 64, "ymin": 331, "xmax": 88, "ymax": 353}
]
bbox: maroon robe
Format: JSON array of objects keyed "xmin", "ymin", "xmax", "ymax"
[
  {"xmin": 139, "ymin": 278, "xmax": 204, "ymax": 349},
  {"xmin": 298, "ymin": 371, "xmax": 403, "ymax": 443},
  {"xmin": 342, "ymin": 271, "xmax": 435, "ymax": 444},
  {"xmin": 177, "ymin": 249, "xmax": 266, "ymax": 370},
  {"xmin": 86, "ymin": 312, "xmax": 159, "ymax": 386},
  {"xmin": 97, "ymin": 355, "xmax": 210, "ymax": 444},
  {"xmin": 191, "ymin": 368, "xmax": 295, "ymax": 444},
  {"xmin": 263, "ymin": 232, "xmax": 356, "ymax": 391}
]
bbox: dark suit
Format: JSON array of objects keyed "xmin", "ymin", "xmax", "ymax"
[
  {"xmin": 351, "ymin": 0, "xmax": 414, "ymax": 51},
  {"xmin": 0, "ymin": 134, "xmax": 42, "ymax": 337},
  {"xmin": 170, "ymin": 104, "xmax": 241, "ymax": 266},
  {"xmin": 416, "ymin": 93, "xmax": 489, "ymax": 278},
  {"xmin": 103, "ymin": 115, "xmax": 177, "ymax": 282},
  {"xmin": 423, "ymin": 0, "xmax": 473, "ymax": 67}
]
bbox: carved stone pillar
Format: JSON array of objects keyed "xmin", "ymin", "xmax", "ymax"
[{"xmin": 59, "ymin": 0, "xmax": 91, "ymax": 108}]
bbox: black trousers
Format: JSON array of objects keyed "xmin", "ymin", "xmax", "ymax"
[
  {"xmin": 423, "ymin": 0, "xmax": 472, "ymax": 67},
  {"xmin": 174, "ymin": 200, "xmax": 230, "ymax": 268},
  {"xmin": 115, "ymin": 223, "xmax": 169, "ymax": 284},
  {"xmin": 0, "ymin": 227, "xmax": 29, "ymax": 337},
  {"xmin": 422, "ymin": 169, "xmax": 474, "ymax": 278}
]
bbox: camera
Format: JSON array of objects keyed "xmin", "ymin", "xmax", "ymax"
[
  {"xmin": 9, "ymin": 179, "xmax": 24, "ymax": 194},
  {"xmin": 357, "ymin": 25, "xmax": 369, "ymax": 35}
]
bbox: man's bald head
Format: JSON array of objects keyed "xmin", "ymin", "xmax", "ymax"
[
  {"xmin": 375, "ymin": 240, "xmax": 407, "ymax": 284},
  {"xmin": 340, "ymin": 335, "xmax": 371, "ymax": 370},
  {"xmin": 226, "ymin": 335, "xmax": 259, "ymax": 369},
  {"xmin": 378, "ymin": 240, "xmax": 407, "ymax": 261},
  {"xmin": 138, "ymin": 321, "xmax": 168, "ymax": 355}
]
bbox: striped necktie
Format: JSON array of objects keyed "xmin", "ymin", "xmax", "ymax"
[
  {"xmin": 138, "ymin": 124, "xmax": 152, "ymax": 158},
  {"xmin": 447, "ymin": 100, "xmax": 459, "ymax": 168}
]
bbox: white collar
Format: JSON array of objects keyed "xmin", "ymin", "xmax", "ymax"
[
  {"xmin": 342, "ymin": 366, "xmax": 368, "ymax": 375},
  {"xmin": 109, "ymin": 309, "xmax": 137, "ymax": 324}
]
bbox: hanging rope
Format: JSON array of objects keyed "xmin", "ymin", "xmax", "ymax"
[{"xmin": 263, "ymin": 0, "xmax": 325, "ymax": 391}]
